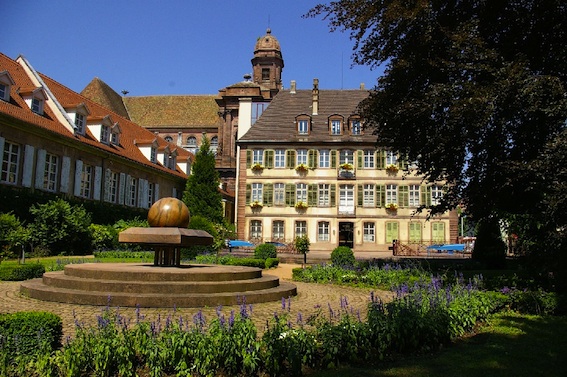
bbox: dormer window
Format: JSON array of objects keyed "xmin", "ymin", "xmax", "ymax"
[
  {"xmin": 31, "ymin": 98, "xmax": 43, "ymax": 113},
  {"xmin": 63, "ymin": 103, "xmax": 90, "ymax": 135},
  {"xmin": 101, "ymin": 125, "xmax": 110, "ymax": 144},
  {"xmin": 86, "ymin": 114, "xmax": 113, "ymax": 143},
  {"xmin": 75, "ymin": 113, "xmax": 86, "ymax": 134},
  {"xmin": 110, "ymin": 123, "xmax": 121, "ymax": 145},
  {"xmin": 0, "ymin": 71, "xmax": 15, "ymax": 102},
  {"xmin": 296, "ymin": 115, "xmax": 311, "ymax": 135},
  {"xmin": 150, "ymin": 146, "xmax": 157, "ymax": 163},
  {"xmin": 329, "ymin": 115, "xmax": 344, "ymax": 135},
  {"xmin": 350, "ymin": 118, "xmax": 362, "ymax": 135},
  {"xmin": 20, "ymin": 87, "xmax": 47, "ymax": 115}
]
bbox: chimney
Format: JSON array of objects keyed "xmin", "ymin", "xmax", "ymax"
[
  {"xmin": 290, "ymin": 80, "xmax": 296, "ymax": 94},
  {"xmin": 360, "ymin": 82, "xmax": 365, "ymax": 90},
  {"xmin": 312, "ymin": 78, "xmax": 319, "ymax": 115}
]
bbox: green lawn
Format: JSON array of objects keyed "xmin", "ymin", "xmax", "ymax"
[{"xmin": 311, "ymin": 312, "xmax": 567, "ymax": 377}]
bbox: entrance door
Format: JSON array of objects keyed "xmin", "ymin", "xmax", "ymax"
[{"xmin": 339, "ymin": 222, "xmax": 354, "ymax": 248}]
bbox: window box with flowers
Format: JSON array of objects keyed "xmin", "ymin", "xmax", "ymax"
[
  {"xmin": 250, "ymin": 201, "xmax": 263, "ymax": 209},
  {"xmin": 295, "ymin": 163, "xmax": 309, "ymax": 173},
  {"xmin": 385, "ymin": 203, "xmax": 398, "ymax": 212},
  {"xmin": 295, "ymin": 201, "xmax": 308, "ymax": 210},
  {"xmin": 340, "ymin": 162, "xmax": 354, "ymax": 171},
  {"xmin": 251, "ymin": 163, "xmax": 264, "ymax": 173},
  {"xmin": 386, "ymin": 164, "xmax": 399, "ymax": 174}
]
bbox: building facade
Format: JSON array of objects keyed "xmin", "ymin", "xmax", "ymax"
[
  {"xmin": 237, "ymin": 80, "xmax": 458, "ymax": 252},
  {"xmin": 0, "ymin": 53, "xmax": 190, "ymax": 212}
]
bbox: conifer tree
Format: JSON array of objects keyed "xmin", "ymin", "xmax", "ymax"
[{"xmin": 182, "ymin": 134, "xmax": 223, "ymax": 224}]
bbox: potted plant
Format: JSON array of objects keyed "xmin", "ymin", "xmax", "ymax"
[
  {"xmin": 340, "ymin": 162, "xmax": 353, "ymax": 170},
  {"xmin": 251, "ymin": 163, "xmax": 264, "ymax": 172},
  {"xmin": 386, "ymin": 164, "xmax": 399, "ymax": 174},
  {"xmin": 250, "ymin": 201, "xmax": 263, "ymax": 209},
  {"xmin": 295, "ymin": 201, "xmax": 308, "ymax": 210},
  {"xmin": 386, "ymin": 203, "xmax": 398, "ymax": 211},
  {"xmin": 295, "ymin": 163, "xmax": 309, "ymax": 173}
]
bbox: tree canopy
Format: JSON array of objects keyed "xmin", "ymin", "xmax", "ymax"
[
  {"xmin": 308, "ymin": 1, "xmax": 566, "ymax": 275},
  {"xmin": 182, "ymin": 135, "xmax": 224, "ymax": 224}
]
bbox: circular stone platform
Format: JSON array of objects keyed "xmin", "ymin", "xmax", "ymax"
[{"xmin": 20, "ymin": 263, "xmax": 297, "ymax": 308}]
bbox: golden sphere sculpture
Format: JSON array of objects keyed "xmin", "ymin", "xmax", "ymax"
[{"xmin": 147, "ymin": 197, "xmax": 190, "ymax": 228}]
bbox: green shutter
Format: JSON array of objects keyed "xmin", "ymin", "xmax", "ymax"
[
  {"xmin": 264, "ymin": 183, "xmax": 273, "ymax": 206},
  {"xmin": 246, "ymin": 150, "xmax": 252, "ymax": 168},
  {"xmin": 376, "ymin": 149, "xmax": 385, "ymax": 169},
  {"xmin": 245, "ymin": 184, "xmax": 251, "ymax": 204},
  {"xmin": 386, "ymin": 222, "xmax": 399, "ymax": 243},
  {"xmin": 357, "ymin": 184, "xmax": 363, "ymax": 207},
  {"xmin": 265, "ymin": 150, "xmax": 274, "ymax": 169},
  {"xmin": 409, "ymin": 222, "xmax": 422, "ymax": 243},
  {"xmin": 399, "ymin": 185, "xmax": 409, "ymax": 208},
  {"xmin": 308, "ymin": 184, "xmax": 318, "ymax": 206},
  {"xmin": 398, "ymin": 153, "xmax": 408, "ymax": 170},
  {"xmin": 376, "ymin": 185, "xmax": 386, "ymax": 207},
  {"xmin": 357, "ymin": 150, "xmax": 363, "ymax": 169},
  {"xmin": 308, "ymin": 150, "xmax": 318, "ymax": 168},
  {"xmin": 432, "ymin": 222, "xmax": 445, "ymax": 243},
  {"xmin": 286, "ymin": 150, "xmax": 296, "ymax": 169},
  {"xmin": 421, "ymin": 185, "xmax": 431, "ymax": 207},
  {"xmin": 330, "ymin": 150, "xmax": 337, "ymax": 168},
  {"xmin": 330, "ymin": 184, "xmax": 336, "ymax": 207},
  {"xmin": 285, "ymin": 183, "xmax": 296, "ymax": 206}
]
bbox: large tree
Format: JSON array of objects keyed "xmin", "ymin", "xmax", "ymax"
[
  {"xmin": 307, "ymin": 1, "xmax": 566, "ymax": 265},
  {"xmin": 182, "ymin": 134, "xmax": 224, "ymax": 224}
]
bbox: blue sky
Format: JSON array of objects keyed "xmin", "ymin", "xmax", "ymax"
[{"xmin": 4, "ymin": 1, "xmax": 384, "ymax": 96}]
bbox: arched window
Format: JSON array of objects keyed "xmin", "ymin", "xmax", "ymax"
[
  {"xmin": 164, "ymin": 135, "xmax": 173, "ymax": 142},
  {"xmin": 186, "ymin": 136, "xmax": 197, "ymax": 147},
  {"xmin": 210, "ymin": 136, "xmax": 218, "ymax": 155}
]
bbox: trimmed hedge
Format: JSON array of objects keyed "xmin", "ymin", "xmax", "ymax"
[
  {"xmin": 0, "ymin": 311, "xmax": 62, "ymax": 358},
  {"xmin": 0, "ymin": 263, "xmax": 45, "ymax": 281},
  {"xmin": 254, "ymin": 243, "xmax": 277, "ymax": 260},
  {"xmin": 265, "ymin": 257, "xmax": 279, "ymax": 269},
  {"xmin": 331, "ymin": 246, "xmax": 356, "ymax": 267}
]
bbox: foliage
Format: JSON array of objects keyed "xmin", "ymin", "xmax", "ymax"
[
  {"xmin": 194, "ymin": 254, "xmax": 271, "ymax": 269},
  {"xmin": 0, "ymin": 212, "xmax": 25, "ymax": 260},
  {"xmin": 331, "ymin": 246, "xmax": 356, "ymax": 267},
  {"xmin": 0, "ymin": 263, "xmax": 45, "ymax": 281},
  {"xmin": 254, "ymin": 243, "xmax": 277, "ymax": 260},
  {"xmin": 89, "ymin": 224, "xmax": 119, "ymax": 251},
  {"xmin": 0, "ymin": 311, "xmax": 62, "ymax": 359},
  {"xmin": 28, "ymin": 199, "xmax": 93, "ymax": 256},
  {"xmin": 265, "ymin": 257, "xmax": 279, "ymax": 269},
  {"xmin": 182, "ymin": 134, "xmax": 224, "ymax": 224},
  {"xmin": 93, "ymin": 250, "xmax": 154, "ymax": 260},
  {"xmin": 295, "ymin": 234, "xmax": 310, "ymax": 255},
  {"xmin": 307, "ymin": 0, "xmax": 567, "ymax": 283},
  {"xmin": 472, "ymin": 217, "xmax": 507, "ymax": 269},
  {"xmin": 496, "ymin": 287, "xmax": 561, "ymax": 315},
  {"xmin": 113, "ymin": 217, "xmax": 149, "ymax": 251}
]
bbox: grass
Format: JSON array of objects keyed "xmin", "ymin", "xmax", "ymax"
[{"xmin": 310, "ymin": 311, "xmax": 567, "ymax": 377}]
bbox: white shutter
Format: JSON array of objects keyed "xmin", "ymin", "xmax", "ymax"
[
  {"xmin": 93, "ymin": 166, "xmax": 102, "ymax": 200},
  {"xmin": 118, "ymin": 172, "xmax": 126, "ymax": 205},
  {"xmin": 22, "ymin": 145, "xmax": 35, "ymax": 187},
  {"xmin": 35, "ymin": 149, "xmax": 46, "ymax": 189},
  {"xmin": 103, "ymin": 169, "xmax": 111, "ymax": 202},
  {"xmin": 154, "ymin": 183, "xmax": 160, "ymax": 203},
  {"xmin": 0, "ymin": 137, "xmax": 4, "ymax": 162},
  {"xmin": 74, "ymin": 160, "xmax": 83, "ymax": 196},
  {"xmin": 60, "ymin": 156, "xmax": 71, "ymax": 193},
  {"xmin": 139, "ymin": 179, "xmax": 149, "ymax": 208}
]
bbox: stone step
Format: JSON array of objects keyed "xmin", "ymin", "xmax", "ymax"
[
  {"xmin": 20, "ymin": 278, "xmax": 297, "ymax": 307},
  {"xmin": 41, "ymin": 272, "xmax": 280, "ymax": 294}
]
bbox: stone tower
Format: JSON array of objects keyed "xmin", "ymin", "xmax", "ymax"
[{"xmin": 251, "ymin": 28, "xmax": 284, "ymax": 97}]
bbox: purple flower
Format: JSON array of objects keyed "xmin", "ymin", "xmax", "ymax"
[{"xmin": 228, "ymin": 310, "xmax": 235, "ymax": 327}]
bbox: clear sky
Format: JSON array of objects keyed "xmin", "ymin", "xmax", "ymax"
[{"xmin": 3, "ymin": 0, "xmax": 384, "ymax": 96}]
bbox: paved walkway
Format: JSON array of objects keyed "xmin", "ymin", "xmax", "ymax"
[{"xmin": 0, "ymin": 264, "xmax": 392, "ymax": 339}]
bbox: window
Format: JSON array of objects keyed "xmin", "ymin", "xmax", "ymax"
[
  {"xmin": 363, "ymin": 150, "xmax": 374, "ymax": 168},
  {"xmin": 296, "ymin": 149, "xmax": 308, "ymax": 165},
  {"xmin": 409, "ymin": 185, "xmax": 420, "ymax": 207},
  {"xmin": 0, "ymin": 72, "xmax": 14, "ymax": 102},
  {"xmin": 351, "ymin": 119, "xmax": 361, "ymax": 135},
  {"xmin": 386, "ymin": 184, "xmax": 397, "ymax": 205},
  {"xmin": 101, "ymin": 125, "xmax": 110, "ymax": 144},
  {"xmin": 363, "ymin": 184, "xmax": 375, "ymax": 207},
  {"xmin": 31, "ymin": 97, "xmax": 43, "ymax": 114},
  {"xmin": 150, "ymin": 147, "xmax": 157, "ymax": 163},
  {"xmin": 295, "ymin": 221, "xmax": 307, "ymax": 238},
  {"xmin": 386, "ymin": 151, "xmax": 397, "ymax": 166},
  {"xmin": 318, "ymin": 184, "xmax": 330, "ymax": 206},
  {"xmin": 111, "ymin": 132, "xmax": 120, "ymax": 145},
  {"xmin": 251, "ymin": 183, "xmax": 263, "ymax": 203},
  {"xmin": 108, "ymin": 171, "xmax": 118, "ymax": 203},
  {"xmin": 330, "ymin": 119, "xmax": 342, "ymax": 135},
  {"xmin": 210, "ymin": 137, "xmax": 218, "ymax": 154},
  {"xmin": 79, "ymin": 164, "xmax": 93, "ymax": 198},
  {"xmin": 272, "ymin": 220, "xmax": 284, "ymax": 240},
  {"xmin": 409, "ymin": 222, "xmax": 422, "ymax": 243},
  {"xmin": 431, "ymin": 186, "xmax": 443, "ymax": 205},
  {"xmin": 386, "ymin": 222, "xmax": 399, "ymax": 243},
  {"xmin": 252, "ymin": 149, "xmax": 263, "ymax": 164},
  {"xmin": 129, "ymin": 177, "xmax": 137, "ymax": 206},
  {"xmin": 318, "ymin": 221, "xmax": 330, "ymax": 241},
  {"xmin": 339, "ymin": 184, "xmax": 355, "ymax": 215},
  {"xmin": 298, "ymin": 119, "xmax": 309, "ymax": 135},
  {"xmin": 339, "ymin": 150, "xmax": 354, "ymax": 165},
  {"xmin": 319, "ymin": 149, "xmax": 330, "ymax": 168},
  {"xmin": 363, "ymin": 222, "xmax": 375, "ymax": 242},
  {"xmin": 274, "ymin": 183, "xmax": 285, "ymax": 206},
  {"xmin": 1, "ymin": 141, "xmax": 20, "ymax": 184},
  {"xmin": 43, "ymin": 153, "xmax": 58, "ymax": 192},
  {"xmin": 432, "ymin": 222, "xmax": 445, "ymax": 243},
  {"xmin": 296, "ymin": 183, "xmax": 307, "ymax": 203},
  {"xmin": 187, "ymin": 136, "xmax": 197, "ymax": 147},
  {"xmin": 148, "ymin": 182, "xmax": 155, "ymax": 206},
  {"xmin": 164, "ymin": 136, "xmax": 173, "ymax": 142},
  {"xmin": 75, "ymin": 113, "xmax": 86, "ymax": 134},
  {"xmin": 274, "ymin": 149, "xmax": 285, "ymax": 168},
  {"xmin": 0, "ymin": 84, "xmax": 7, "ymax": 101},
  {"xmin": 262, "ymin": 68, "xmax": 270, "ymax": 80},
  {"xmin": 250, "ymin": 220, "xmax": 262, "ymax": 239}
]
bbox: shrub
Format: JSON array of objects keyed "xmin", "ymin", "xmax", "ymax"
[
  {"xmin": 0, "ymin": 263, "xmax": 45, "ymax": 281},
  {"xmin": 28, "ymin": 199, "xmax": 92, "ymax": 256},
  {"xmin": 331, "ymin": 246, "xmax": 356, "ymax": 267},
  {"xmin": 265, "ymin": 257, "xmax": 279, "ymax": 269},
  {"xmin": 254, "ymin": 243, "xmax": 277, "ymax": 260},
  {"xmin": 472, "ymin": 217, "xmax": 507, "ymax": 269},
  {"xmin": 89, "ymin": 224, "xmax": 119, "ymax": 251},
  {"xmin": 93, "ymin": 250, "xmax": 154, "ymax": 259},
  {"xmin": 0, "ymin": 212, "xmax": 28, "ymax": 261},
  {"xmin": 0, "ymin": 311, "xmax": 62, "ymax": 359}
]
